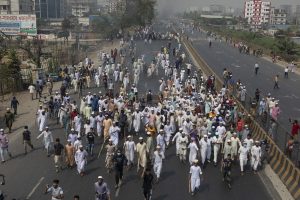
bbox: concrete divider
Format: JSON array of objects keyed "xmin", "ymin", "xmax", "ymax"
[{"xmin": 182, "ymin": 37, "xmax": 300, "ymax": 200}]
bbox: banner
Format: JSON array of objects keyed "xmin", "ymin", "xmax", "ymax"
[{"xmin": 0, "ymin": 15, "xmax": 37, "ymax": 36}]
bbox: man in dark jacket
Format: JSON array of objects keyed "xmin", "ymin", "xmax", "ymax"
[
  {"xmin": 118, "ymin": 110, "xmax": 127, "ymax": 139},
  {"xmin": 112, "ymin": 149, "xmax": 127, "ymax": 189},
  {"xmin": 23, "ymin": 126, "xmax": 34, "ymax": 154},
  {"xmin": 10, "ymin": 97, "xmax": 19, "ymax": 115}
]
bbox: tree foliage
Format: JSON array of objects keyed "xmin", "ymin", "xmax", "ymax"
[
  {"xmin": 275, "ymin": 37, "xmax": 300, "ymax": 62},
  {"xmin": 91, "ymin": 0, "xmax": 156, "ymax": 36}
]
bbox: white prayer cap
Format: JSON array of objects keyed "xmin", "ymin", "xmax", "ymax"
[
  {"xmin": 179, "ymin": 127, "xmax": 183, "ymax": 131},
  {"xmin": 156, "ymin": 145, "xmax": 161, "ymax": 149},
  {"xmin": 98, "ymin": 176, "xmax": 103, "ymax": 179},
  {"xmin": 139, "ymin": 137, "xmax": 143, "ymax": 140},
  {"xmin": 204, "ymin": 135, "xmax": 208, "ymax": 138},
  {"xmin": 227, "ymin": 139, "xmax": 231, "ymax": 143},
  {"xmin": 71, "ymin": 128, "xmax": 74, "ymax": 131},
  {"xmin": 0, "ymin": 129, "xmax": 3, "ymax": 132},
  {"xmin": 108, "ymin": 139, "xmax": 112, "ymax": 142},
  {"xmin": 255, "ymin": 140, "xmax": 260, "ymax": 143},
  {"xmin": 79, "ymin": 145, "xmax": 83, "ymax": 148},
  {"xmin": 146, "ymin": 132, "xmax": 152, "ymax": 135},
  {"xmin": 45, "ymin": 126, "xmax": 49, "ymax": 129},
  {"xmin": 193, "ymin": 159, "xmax": 199, "ymax": 163},
  {"xmin": 127, "ymin": 135, "xmax": 132, "ymax": 138}
]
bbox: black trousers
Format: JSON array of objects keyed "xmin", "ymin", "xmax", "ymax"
[
  {"xmin": 115, "ymin": 168, "xmax": 123, "ymax": 185},
  {"xmin": 143, "ymin": 188, "xmax": 152, "ymax": 200}
]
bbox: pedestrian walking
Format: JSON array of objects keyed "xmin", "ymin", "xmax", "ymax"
[
  {"xmin": 178, "ymin": 132, "xmax": 188, "ymax": 162},
  {"xmin": 28, "ymin": 84, "xmax": 35, "ymax": 100},
  {"xmin": 0, "ymin": 129, "xmax": 12, "ymax": 163},
  {"xmin": 86, "ymin": 127, "xmax": 97, "ymax": 156},
  {"xmin": 251, "ymin": 141, "xmax": 261, "ymax": 174},
  {"xmin": 23, "ymin": 126, "xmax": 34, "ymax": 154},
  {"xmin": 45, "ymin": 179, "xmax": 64, "ymax": 200},
  {"xmin": 273, "ymin": 75, "xmax": 279, "ymax": 89},
  {"xmin": 124, "ymin": 135, "xmax": 136, "ymax": 168},
  {"xmin": 10, "ymin": 97, "xmax": 19, "ymax": 115},
  {"xmin": 188, "ymin": 138, "xmax": 198, "ymax": 165},
  {"xmin": 4, "ymin": 108, "xmax": 14, "ymax": 133},
  {"xmin": 37, "ymin": 127, "xmax": 54, "ymax": 157},
  {"xmin": 75, "ymin": 145, "xmax": 88, "ymax": 176},
  {"xmin": 136, "ymin": 137, "xmax": 147, "ymax": 177},
  {"xmin": 95, "ymin": 176, "xmax": 111, "ymax": 200},
  {"xmin": 112, "ymin": 149, "xmax": 127, "ymax": 188},
  {"xmin": 254, "ymin": 63, "xmax": 259, "ymax": 75},
  {"xmin": 53, "ymin": 138, "xmax": 64, "ymax": 173},
  {"xmin": 238, "ymin": 142, "xmax": 248, "ymax": 175},
  {"xmin": 189, "ymin": 159, "xmax": 202, "ymax": 196},
  {"xmin": 284, "ymin": 66, "xmax": 289, "ymax": 78},
  {"xmin": 105, "ymin": 139, "xmax": 116, "ymax": 173},
  {"xmin": 153, "ymin": 145, "xmax": 163, "ymax": 182},
  {"xmin": 142, "ymin": 168, "xmax": 154, "ymax": 200},
  {"xmin": 65, "ymin": 140, "xmax": 75, "ymax": 168}
]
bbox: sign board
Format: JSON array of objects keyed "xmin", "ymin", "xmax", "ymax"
[{"xmin": 0, "ymin": 15, "xmax": 37, "ymax": 36}]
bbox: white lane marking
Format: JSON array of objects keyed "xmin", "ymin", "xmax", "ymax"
[
  {"xmin": 26, "ymin": 177, "xmax": 45, "ymax": 199},
  {"xmin": 231, "ymin": 64, "xmax": 241, "ymax": 68}
]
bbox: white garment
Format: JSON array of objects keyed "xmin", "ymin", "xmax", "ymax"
[
  {"xmin": 156, "ymin": 134, "xmax": 165, "ymax": 159},
  {"xmin": 75, "ymin": 149, "xmax": 88, "ymax": 173},
  {"xmin": 109, "ymin": 126, "xmax": 120, "ymax": 146},
  {"xmin": 188, "ymin": 142, "xmax": 199, "ymax": 165},
  {"xmin": 124, "ymin": 140, "xmax": 136, "ymax": 164},
  {"xmin": 153, "ymin": 150, "xmax": 163, "ymax": 179},
  {"xmin": 251, "ymin": 145, "xmax": 261, "ymax": 171},
  {"xmin": 238, "ymin": 146, "xmax": 248, "ymax": 172},
  {"xmin": 189, "ymin": 165, "xmax": 202, "ymax": 192}
]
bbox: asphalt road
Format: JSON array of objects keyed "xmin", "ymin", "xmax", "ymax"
[
  {"xmin": 0, "ymin": 25, "xmax": 272, "ymax": 200},
  {"xmin": 180, "ymin": 25, "xmax": 300, "ymax": 151},
  {"xmin": 189, "ymin": 28, "xmax": 300, "ymax": 128}
]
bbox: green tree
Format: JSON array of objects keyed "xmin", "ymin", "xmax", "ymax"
[
  {"xmin": 17, "ymin": 37, "xmax": 44, "ymax": 68},
  {"xmin": 275, "ymin": 37, "xmax": 300, "ymax": 62}
]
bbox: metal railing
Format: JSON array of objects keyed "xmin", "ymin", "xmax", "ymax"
[{"xmin": 183, "ymin": 37, "xmax": 300, "ymax": 167}]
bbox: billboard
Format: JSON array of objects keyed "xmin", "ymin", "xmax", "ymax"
[{"xmin": 0, "ymin": 15, "xmax": 37, "ymax": 36}]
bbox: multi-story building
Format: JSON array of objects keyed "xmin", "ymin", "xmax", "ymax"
[
  {"xmin": 0, "ymin": 0, "xmax": 34, "ymax": 15},
  {"xmin": 270, "ymin": 7, "xmax": 287, "ymax": 25},
  {"xmin": 66, "ymin": 0, "xmax": 97, "ymax": 17},
  {"xmin": 244, "ymin": 0, "xmax": 271, "ymax": 29},
  {"xmin": 102, "ymin": 0, "xmax": 125, "ymax": 14},
  {"xmin": 279, "ymin": 4, "xmax": 292, "ymax": 22},
  {"xmin": 209, "ymin": 4, "xmax": 225, "ymax": 15},
  {"xmin": 35, "ymin": 0, "xmax": 65, "ymax": 19}
]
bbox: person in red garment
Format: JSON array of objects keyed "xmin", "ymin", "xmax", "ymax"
[{"xmin": 290, "ymin": 119, "xmax": 300, "ymax": 141}]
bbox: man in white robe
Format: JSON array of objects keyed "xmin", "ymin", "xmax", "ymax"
[
  {"xmin": 124, "ymin": 135, "xmax": 136, "ymax": 168},
  {"xmin": 75, "ymin": 145, "xmax": 88, "ymax": 176}
]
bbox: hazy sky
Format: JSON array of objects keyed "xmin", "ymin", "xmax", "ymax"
[{"xmin": 157, "ymin": 0, "xmax": 300, "ymax": 16}]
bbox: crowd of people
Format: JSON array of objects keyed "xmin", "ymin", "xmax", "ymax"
[{"xmin": 0, "ymin": 23, "xmax": 297, "ymax": 200}]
